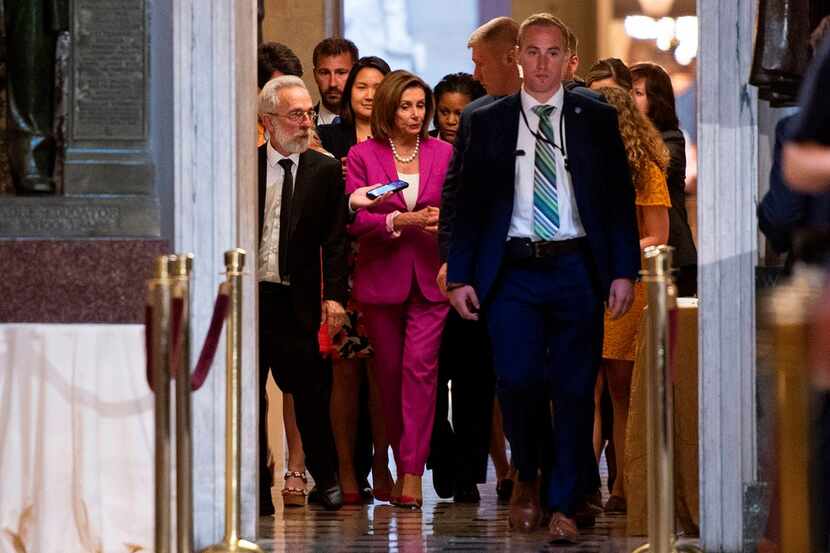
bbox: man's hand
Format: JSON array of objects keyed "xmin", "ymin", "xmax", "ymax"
[
  {"xmin": 436, "ymin": 263, "xmax": 448, "ymax": 296},
  {"xmin": 448, "ymin": 285, "xmax": 480, "ymax": 321},
  {"xmin": 321, "ymin": 300, "xmax": 347, "ymax": 337},
  {"xmin": 783, "ymin": 142, "xmax": 830, "ymax": 192},
  {"xmin": 349, "ymin": 185, "xmax": 392, "ymax": 211},
  {"xmin": 606, "ymin": 278, "xmax": 635, "ymax": 320}
]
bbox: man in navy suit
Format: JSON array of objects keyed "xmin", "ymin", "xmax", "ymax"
[{"xmin": 446, "ymin": 13, "xmax": 639, "ymax": 543}]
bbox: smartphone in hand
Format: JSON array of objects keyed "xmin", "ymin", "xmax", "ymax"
[{"xmin": 367, "ymin": 179, "xmax": 408, "ymax": 199}]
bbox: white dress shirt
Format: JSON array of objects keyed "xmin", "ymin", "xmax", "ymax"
[
  {"xmin": 510, "ymin": 85, "xmax": 586, "ymax": 241},
  {"xmin": 316, "ymin": 102, "xmax": 340, "ymax": 125},
  {"xmin": 258, "ymin": 141, "xmax": 300, "ymax": 285}
]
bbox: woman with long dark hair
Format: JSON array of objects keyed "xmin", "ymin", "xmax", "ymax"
[{"xmin": 630, "ymin": 62, "xmax": 698, "ymax": 296}]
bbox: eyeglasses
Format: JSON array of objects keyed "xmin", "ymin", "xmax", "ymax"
[{"xmin": 264, "ymin": 110, "xmax": 316, "ymax": 123}]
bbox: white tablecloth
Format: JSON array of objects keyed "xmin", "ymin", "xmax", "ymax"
[{"xmin": 0, "ymin": 324, "xmax": 154, "ymax": 553}]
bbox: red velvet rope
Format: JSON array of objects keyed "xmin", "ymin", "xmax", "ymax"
[
  {"xmin": 145, "ymin": 303, "xmax": 154, "ymax": 391},
  {"xmin": 668, "ymin": 305, "xmax": 679, "ymax": 385},
  {"xmin": 190, "ymin": 286, "xmax": 230, "ymax": 391},
  {"xmin": 144, "ymin": 284, "xmax": 230, "ymax": 393},
  {"xmin": 167, "ymin": 296, "xmax": 186, "ymax": 385}
]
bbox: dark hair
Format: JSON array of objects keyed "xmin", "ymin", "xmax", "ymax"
[
  {"xmin": 372, "ymin": 70, "xmax": 434, "ymax": 142},
  {"xmin": 432, "ymin": 73, "xmax": 486, "ymax": 128},
  {"xmin": 313, "ymin": 37, "xmax": 359, "ymax": 68},
  {"xmin": 630, "ymin": 62, "xmax": 680, "ymax": 132},
  {"xmin": 340, "ymin": 56, "xmax": 392, "ymax": 125},
  {"xmin": 257, "ymin": 42, "xmax": 303, "ymax": 88},
  {"xmin": 585, "ymin": 58, "xmax": 632, "ymax": 90}
]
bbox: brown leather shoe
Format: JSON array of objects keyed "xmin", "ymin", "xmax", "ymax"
[
  {"xmin": 508, "ymin": 479, "xmax": 541, "ymax": 532},
  {"xmin": 573, "ymin": 500, "xmax": 598, "ymax": 528},
  {"xmin": 549, "ymin": 512, "xmax": 579, "ymax": 544}
]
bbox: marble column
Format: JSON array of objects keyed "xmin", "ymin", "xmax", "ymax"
[
  {"xmin": 172, "ymin": 0, "xmax": 258, "ymax": 547},
  {"xmin": 697, "ymin": 0, "xmax": 759, "ymax": 551}
]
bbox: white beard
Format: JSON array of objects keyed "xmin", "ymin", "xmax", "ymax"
[{"xmin": 272, "ymin": 125, "xmax": 309, "ymax": 154}]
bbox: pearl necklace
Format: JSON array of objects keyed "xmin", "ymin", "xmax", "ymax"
[{"xmin": 389, "ymin": 135, "xmax": 420, "ymax": 164}]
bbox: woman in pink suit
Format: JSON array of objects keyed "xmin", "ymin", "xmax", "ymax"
[{"xmin": 345, "ymin": 70, "xmax": 452, "ymax": 508}]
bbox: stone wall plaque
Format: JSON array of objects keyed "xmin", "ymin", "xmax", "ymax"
[
  {"xmin": 0, "ymin": 196, "xmax": 159, "ymax": 238},
  {"xmin": 72, "ymin": 0, "xmax": 146, "ymax": 140},
  {"xmin": 59, "ymin": 0, "xmax": 156, "ymax": 228}
]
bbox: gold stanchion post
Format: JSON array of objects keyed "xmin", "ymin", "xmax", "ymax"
[
  {"xmin": 202, "ymin": 248, "xmax": 263, "ymax": 553},
  {"xmin": 766, "ymin": 265, "xmax": 824, "ymax": 553},
  {"xmin": 150, "ymin": 255, "xmax": 173, "ymax": 553},
  {"xmin": 633, "ymin": 245, "xmax": 701, "ymax": 553},
  {"xmin": 170, "ymin": 254, "xmax": 195, "ymax": 553}
]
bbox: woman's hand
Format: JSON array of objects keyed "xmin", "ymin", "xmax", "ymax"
[
  {"xmin": 349, "ymin": 185, "xmax": 392, "ymax": 211},
  {"xmin": 321, "ymin": 300, "xmax": 347, "ymax": 337},
  {"xmin": 393, "ymin": 206, "xmax": 439, "ymax": 232}
]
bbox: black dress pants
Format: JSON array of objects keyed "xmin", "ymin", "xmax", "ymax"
[
  {"xmin": 428, "ymin": 310, "xmax": 495, "ymax": 487},
  {"xmin": 259, "ymin": 282, "xmax": 338, "ymax": 513}
]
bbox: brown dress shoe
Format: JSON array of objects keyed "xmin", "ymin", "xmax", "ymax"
[
  {"xmin": 573, "ymin": 501, "xmax": 597, "ymax": 528},
  {"xmin": 549, "ymin": 512, "xmax": 579, "ymax": 544},
  {"xmin": 509, "ymin": 479, "xmax": 541, "ymax": 532}
]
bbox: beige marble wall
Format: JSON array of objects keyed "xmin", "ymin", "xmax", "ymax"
[
  {"xmin": 262, "ymin": 0, "xmax": 332, "ymax": 105},
  {"xmin": 511, "ymin": 0, "xmax": 599, "ymax": 73}
]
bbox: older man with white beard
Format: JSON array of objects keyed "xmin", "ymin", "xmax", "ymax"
[{"xmin": 257, "ymin": 75, "xmax": 349, "ymax": 510}]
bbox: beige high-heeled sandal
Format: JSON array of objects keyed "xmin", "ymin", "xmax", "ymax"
[{"xmin": 281, "ymin": 470, "xmax": 308, "ymax": 507}]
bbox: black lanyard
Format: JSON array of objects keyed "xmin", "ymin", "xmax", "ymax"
[{"xmin": 519, "ymin": 99, "xmax": 570, "ymax": 172}]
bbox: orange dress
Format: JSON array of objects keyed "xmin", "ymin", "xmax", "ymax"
[{"xmin": 602, "ymin": 162, "xmax": 672, "ymax": 361}]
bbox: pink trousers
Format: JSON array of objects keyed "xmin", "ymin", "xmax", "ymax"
[{"xmin": 362, "ymin": 291, "xmax": 449, "ymax": 476}]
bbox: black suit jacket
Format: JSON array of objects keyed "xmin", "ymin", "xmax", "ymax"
[
  {"xmin": 660, "ymin": 130, "xmax": 698, "ymax": 269},
  {"xmin": 447, "ymin": 90, "xmax": 640, "ymax": 302},
  {"xmin": 438, "ymin": 95, "xmax": 500, "ymax": 262},
  {"xmin": 258, "ymin": 144, "xmax": 349, "ymax": 332},
  {"xmin": 317, "ymin": 122, "xmax": 358, "ymax": 160}
]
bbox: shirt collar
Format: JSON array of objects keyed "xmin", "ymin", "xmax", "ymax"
[
  {"xmin": 266, "ymin": 140, "xmax": 300, "ymax": 169},
  {"xmin": 317, "ymin": 103, "xmax": 338, "ymax": 123},
  {"xmin": 520, "ymin": 84, "xmax": 564, "ymax": 115}
]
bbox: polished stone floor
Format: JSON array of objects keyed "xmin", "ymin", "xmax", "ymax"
[{"xmin": 255, "ymin": 462, "xmax": 701, "ymax": 552}]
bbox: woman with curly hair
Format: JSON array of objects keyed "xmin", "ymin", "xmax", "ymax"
[{"xmin": 590, "ymin": 85, "xmax": 671, "ymax": 513}]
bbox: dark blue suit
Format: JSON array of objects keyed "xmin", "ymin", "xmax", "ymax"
[
  {"xmin": 447, "ymin": 89, "xmax": 639, "ymax": 515},
  {"xmin": 758, "ymin": 114, "xmax": 830, "ymax": 263}
]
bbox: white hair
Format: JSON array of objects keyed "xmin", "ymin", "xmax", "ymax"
[{"xmin": 258, "ymin": 75, "xmax": 307, "ymax": 115}]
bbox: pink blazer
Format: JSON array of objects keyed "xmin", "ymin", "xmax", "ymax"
[{"xmin": 346, "ymin": 137, "xmax": 452, "ymax": 305}]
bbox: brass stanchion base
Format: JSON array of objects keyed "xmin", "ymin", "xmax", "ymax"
[
  {"xmin": 200, "ymin": 539, "xmax": 264, "ymax": 553},
  {"xmin": 632, "ymin": 541, "xmax": 703, "ymax": 553}
]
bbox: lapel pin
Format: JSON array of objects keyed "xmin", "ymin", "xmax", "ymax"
[{"xmin": 574, "ymin": 107, "xmax": 582, "ymax": 115}]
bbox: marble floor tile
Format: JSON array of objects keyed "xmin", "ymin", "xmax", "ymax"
[{"xmin": 255, "ymin": 462, "xmax": 700, "ymax": 552}]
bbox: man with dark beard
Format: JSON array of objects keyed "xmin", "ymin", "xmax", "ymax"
[
  {"xmin": 257, "ymin": 75, "xmax": 349, "ymax": 510},
  {"xmin": 312, "ymin": 38, "xmax": 359, "ymax": 125}
]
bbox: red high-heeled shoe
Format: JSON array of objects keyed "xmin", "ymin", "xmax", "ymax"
[
  {"xmin": 395, "ymin": 474, "xmax": 422, "ymax": 509},
  {"xmin": 341, "ymin": 492, "xmax": 364, "ymax": 505},
  {"xmin": 395, "ymin": 495, "xmax": 422, "ymax": 509},
  {"xmin": 373, "ymin": 488, "xmax": 392, "ymax": 502}
]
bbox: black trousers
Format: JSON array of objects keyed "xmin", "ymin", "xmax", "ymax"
[
  {"xmin": 259, "ymin": 282, "xmax": 338, "ymax": 513},
  {"xmin": 428, "ymin": 309, "xmax": 495, "ymax": 486}
]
